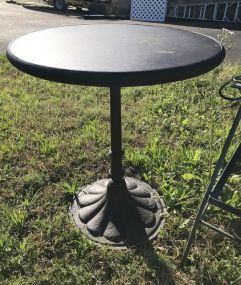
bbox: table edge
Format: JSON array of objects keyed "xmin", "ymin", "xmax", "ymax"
[{"xmin": 6, "ymin": 45, "xmax": 225, "ymax": 87}]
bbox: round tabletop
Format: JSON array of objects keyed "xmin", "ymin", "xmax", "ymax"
[{"xmin": 7, "ymin": 23, "xmax": 225, "ymax": 87}]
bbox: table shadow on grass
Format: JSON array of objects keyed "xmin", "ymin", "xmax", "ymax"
[{"xmin": 134, "ymin": 242, "xmax": 176, "ymax": 285}]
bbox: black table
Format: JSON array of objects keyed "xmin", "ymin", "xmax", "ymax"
[{"xmin": 7, "ymin": 23, "xmax": 225, "ymax": 247}]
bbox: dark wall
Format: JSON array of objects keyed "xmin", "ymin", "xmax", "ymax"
[{"xmin": 118, "ymin": 0, "xmax": 131, "ymax": 15}]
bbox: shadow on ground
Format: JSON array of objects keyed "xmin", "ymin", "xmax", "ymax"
[
  {"xmin": 135, "ymin": 242, "xmax": 176, "ymax": 285},
  {"xmin": 23, "ymin": 4, "xmax": 127, "ymax": 20},
  {"xmin": 23, "ymin": 4, "xmax": 82, "ymax": 17}
]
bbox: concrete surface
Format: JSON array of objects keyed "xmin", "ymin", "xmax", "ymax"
[
  {"xmin": 0, "ymin": 0, "xmax": 95, "ymax": 53},
  {"xmin": 0, "ymin": 0, "xmax": 241, "ymax": 63}
]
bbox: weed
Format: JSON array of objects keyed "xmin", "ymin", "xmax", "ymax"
[
  {"xmin": 8, "ymin": 209, "xmax": 28, "ymax": 234},
  {"xmin": 61, "ymin": 179, "xmax": 79, "ymax": 200}
]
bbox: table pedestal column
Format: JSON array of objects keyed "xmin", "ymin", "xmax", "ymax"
[{"xmin": 70, "ymin": 86, "xmax": 166, "ymax": 247}]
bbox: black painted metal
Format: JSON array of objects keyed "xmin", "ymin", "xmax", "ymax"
[
  {"xmin": 211, "ymin": 142, "xmax": 241, "ymax": 198},
  {"xmin": 180, "ymin": 77, "xmax": 241, "ymax": 268},
  {"xmin": 109, "ymin": 86, "xmax": 124, "ymax": 182},
  {"xmin": 219, "ymin": 76, "xmax": 241, "ymax": 101},
  {"xmin": 7, "ymin": 23, "xmax": 225, "ymax": 87},
  {"xmin": 70, "ymin": 86, "xmax": 167, "ymax": 247},
  {"xmin": 200, "ymin": 220, "xmax": 237, "ymax": 240},
  {"xmin": 6, "ymin": 23, "xmax": 225, "ymax": 247},
  {"xmin": 71, "ymin": 177, "xmax": 167, "ymax": 247},
  {"xmin": 209, "ymin": 197, "xmax": 241, "ymax": 217}
]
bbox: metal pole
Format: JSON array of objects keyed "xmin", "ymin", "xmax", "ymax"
[
  {"xmin": 213, "ymin": 4, "xmax": 218, "ymax": 21},
  {"xmin": 109, "ymin": 86, "xmax": 124, "ymax": 183},
  {"xmin": 180, "ymin": 104, "xmax": 241, "ymax": 268},
  {"xmin": 223, "ymin": 2, "xmax": 228, "ymax": 21},
  {"xmin": 212, "ymin": 142, "xmax": 241, "ymax": 198},
  {"xmin": 234, "ymin": 2, "xmax": 240, "ymax": 22}
]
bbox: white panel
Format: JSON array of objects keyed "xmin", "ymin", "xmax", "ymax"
[{"xmin": 130, "ymin": 0, "xmax": 168, "ymax": 23}]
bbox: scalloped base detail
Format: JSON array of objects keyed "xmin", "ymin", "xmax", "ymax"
[{"xmin": 70, "ymin": 177, "xmax": 166, "ymax": 248}]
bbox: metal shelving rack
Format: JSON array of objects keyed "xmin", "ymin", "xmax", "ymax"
[{"xmin": 167, "ymin": 1, "xmax": 241, "ymax": 22}]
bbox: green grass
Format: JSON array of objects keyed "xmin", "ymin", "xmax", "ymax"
[{"xmin": 0, "ymin": 54, "xmax": 241, "ymax": 284}]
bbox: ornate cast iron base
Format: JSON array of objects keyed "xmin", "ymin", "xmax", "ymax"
[{"xmin": 71, "ymin": 177, "xmax": 166, "ymax": 247}]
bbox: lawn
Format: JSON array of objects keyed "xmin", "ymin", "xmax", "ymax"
[{"xmin": 0, "ymin": 54, "xmax": 241, "ymax": 284}]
